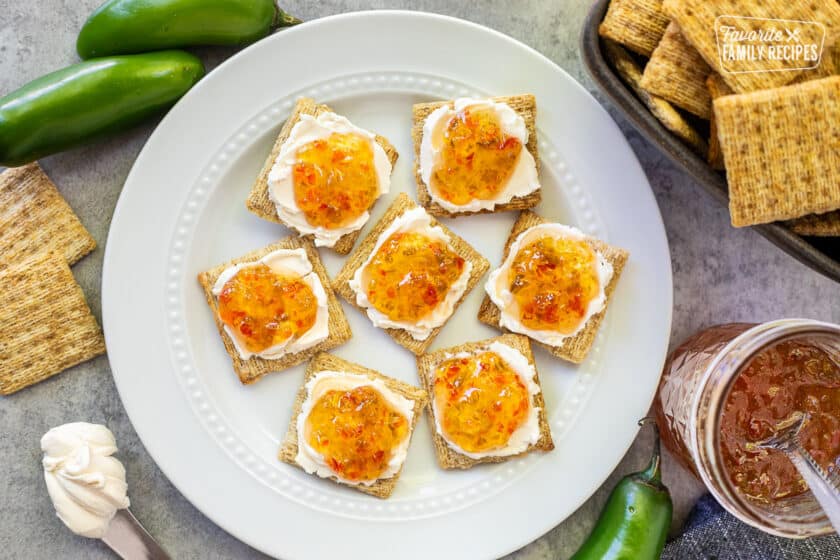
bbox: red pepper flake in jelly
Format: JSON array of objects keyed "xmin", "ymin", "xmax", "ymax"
[
  {"xmin": 433, "ymin": 351, "xmax": 530, "ymax": 453},
  {"xmin": 508, "ymin": 236, "xmax": 600, "ymax": 334},
  {"xmin": 429, "ymin": 106, "xmax": 522, "ymax": 205},
  {"xmin": 304, "ymin": 385, "xmax": 409, "ymax": 482},
  {"xmin": 292, "ymin": 132, "xmax": 380, "ymax": 230},
  {"xmin": 362, "ymin": 231, "xmax": 465, "ymax": 323},
  {"xmin": 721, "ymin": 340, "xmax": 840, "ymax": 503},
  {"xmin": 217, "ymin": 263, "xmax": 317, "ymax": 353}
]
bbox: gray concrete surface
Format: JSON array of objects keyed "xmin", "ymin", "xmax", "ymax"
[{"xmin": 1, "ymin": 1, "xmax": 839, "ymax": 558}]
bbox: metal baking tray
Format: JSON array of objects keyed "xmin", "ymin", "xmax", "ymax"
[{"xmin": 580, "ymin": 0, "xmax": 840, "ymax": 283}]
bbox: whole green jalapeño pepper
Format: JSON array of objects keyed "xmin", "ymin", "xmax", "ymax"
[
  {"xmin": 0, "ymin": 51, "xmax": 204, "ymax": 167},
  {"xmin": 571, "ymin": 419, "xmax": 673, "ymax": 560},
  {"xmin": 77, "ymin": 0, "xmax": 301, "ymax": 59}
]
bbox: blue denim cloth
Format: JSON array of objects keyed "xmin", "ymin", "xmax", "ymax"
[{"xmin": 662, "ymin": 494, "xmax": 840, "ymax": 559}]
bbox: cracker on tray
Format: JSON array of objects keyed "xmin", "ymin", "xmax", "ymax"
[
  {"xmin": 245, "ymin": 97, "xmax": 399, "ymax": 255},
  {"xmin": 599, "ymin": 0, "xmax": 671, "ymax": 57},
  {"xmin": 662, "ymin": 0, "xmax": 840, "ymax": 93},
  {"xmin": 706, "ymin": 73, "xmax": 735, "ymax": 170},
  {"xmin": 714, "ymin": 76, "xmax": 840, "ymax": 227},
  {"xmin": 794, "ymin": 44, "xmax": 840, "ymax": 83},
  {"xmin": 0, "ymin": 163, "xmax": 95, "ymax": 273},
  {"xmin": 640, "ymin": 22, "xmax": 713, "ymax": 119},
  {"xmin": 0, "ymin": 252, "xmax": 105, "ymax": 395},
  {"xmin": 787, "ymin": 210, "xmax": 840, "ymax": 236},
  {"xmin": 604, "ymin": 40, "xmax": 709, "ymax": 157},
  {"xmin": 278, "ymin": 352, "xmax": 427, "ymax": 498}
]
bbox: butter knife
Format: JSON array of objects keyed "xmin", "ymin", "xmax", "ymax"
[{"xmin": 101, "ymin": 509, "xmax": 171, "ymax": 560}]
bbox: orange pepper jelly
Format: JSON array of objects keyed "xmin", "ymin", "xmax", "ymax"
[
  {"xmin": 361, "ymin": 231, "xmax": 465, "ymax": 323},
  {"xmin": 303, "ymin": 384, "xmax": 410, "ymax": 482},
  {"xmin": 433, "ymin": 351, "xmax": 531, "ymax": 453},
  {"xmin": 428, "ymin": 105, "xmax": 523, "ymax": 206},
  {"xmin": 291, "ymin": 132, "xmax": 380, "ymax": 230},
  {"xmin": 720, "ymin": 340, "xmax": 840, "ymax": 503},
  {"xmin": 217, "ymin": 263, "xmax": 318, "ymax": 354},
  {"xmin": 506, "ymin": 235, "xmax": 601, "ymax": 334}
]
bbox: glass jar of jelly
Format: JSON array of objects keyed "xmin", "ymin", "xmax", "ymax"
[{"xmin": 654, "ymin": 319, "xmax": 840, "ymax": 537}]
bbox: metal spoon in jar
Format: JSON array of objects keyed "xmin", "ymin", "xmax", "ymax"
[{"xmin": 754, "ymin": 411, "xmax": 840, "ymax": 532}]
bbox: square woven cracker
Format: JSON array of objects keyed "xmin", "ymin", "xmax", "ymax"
[
  {"xmin": 706, "ymin": 73, "xmax": 735, "ymax": 170},
  {"xmin": 278, "ymin": 352, "xmax": 428, "ymax": 498},
  {"xmin": 640, "ymin": 22, "xmax": 714, "ymax": 119},
  {"xmin": 197, "ymin": 236, "xmax": 352, "ymax": 384},
  {"xmin": 416, "ymin": 333, "xmax": 554, "ymax": 469},
  {"xmin": 333, "ymin": 193, "xmax": 490, "ymax": 356},
  {"xmin": 714, "ymin": 76, "xmax": 840, "ymax": 226},
  {"xmin": 794, "ymin": 44, "xmax": 840, "ymax": 82},
  {"xmin": 245, "ymin": 97, "xmax": 399, "ymax": 255},
  {"xmin": 477, "ymin": 211, "xmax": 629, "ymax": 364},
  {"xmin": 599, "ymin": 0, "xmax": 671, "ymax": 56},
  {"xmin": 787, "ymin": 210, "xmax": 840, "ymax": 236},
  {"xmin": 0, "ymin": 163, "xmax": 95, "ymax": 273},
  {"xmin": 662, "ymin": 0, "xmax": 840, "ymax": 93},
  {"xmin": 604, "ymin": 40, "xmax": 709, "ymax": 156},
  {"xmin": 0, "ymin": 252, "xmax": 105, "ymax": 395},
  {"xmin": 411, "ymin": 94, "xmax": 541, "ymax": 217}
]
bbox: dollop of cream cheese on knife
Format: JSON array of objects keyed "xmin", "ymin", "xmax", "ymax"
[{"xmin": 41, "ymin": 422, "xmax": 130, "ymax": 538}]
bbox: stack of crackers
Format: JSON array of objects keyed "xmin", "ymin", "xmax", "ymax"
[
  {"xmin": 0, "ymin": 164, "xmax": 105, "ymax": 395},
  {"xmin": 599, "ymin": 0, "xmax": 840, "ymax": 234}
]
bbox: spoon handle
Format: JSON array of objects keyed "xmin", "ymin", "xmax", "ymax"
[
  {"xmin": 102, "ymin": 509, "xmax": 171, "ymax": 560},
  {"xmin": 786, "ymin": 445, "xmax": 840, "ymax": 533}
]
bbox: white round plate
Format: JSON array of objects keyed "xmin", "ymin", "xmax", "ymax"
[{"xmin": 103, "ymin": 10, "xmax": 672, "ymax": 560}]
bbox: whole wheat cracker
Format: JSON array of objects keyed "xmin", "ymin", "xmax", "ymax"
[
  {"xmin": 411, "ymin": 94, "xmax": 541, "ymax": 217},
  {"xmin": 477, "ymin": 211, "xmax": 629, "ymax": 364},
  {"xmin": 714, "ymin": 76, "xmax": 840, "ymax": 227},
  {"xmin": 245, "ymin": 97, "xmax": 399, "ymax": 255},
  {"xmin": 706, "ymin": 73, "xmax": 735, "ymax": 170},
  {"xmin": 662, "ymin": 0, "xmax": 840, "ymax": 93},
  {"xmin": 604, "ymin": 40, "xmax": 709, "ymax": 157},
  {"xmin": 197, "ymin": 236, "xmax": 352, "ymax": 384},
  {"xmin": 0, "ymin": 252, "xmax": 105, "ymax": 395},
  {"xmin": 416, "ymin": 333, "xmax": 554, "ymax": 469},
  {"xmin": 640, "ymin": 22, "xmax": 714, "ymax": 119},
  {"xmin": 599, "ymin": 0, "xmax": 671, "ymax": 57},
  {"xmin": 794, "ymin": 44, "xmax": 840, "ymax": 83},
  {"xmin": 787, "ymin": 210, "xmax": 840, "ymax": 236},
  {"xmin": 0, "ymin": 163, "xmax": 95, "ymax": 273},
  {"xmin": 333, "ymin": 193, "xmax": 490, "ymax": 356},
  {"xmin": 278, "ymin": 352, "xmax": 428, "ymax": 498}
]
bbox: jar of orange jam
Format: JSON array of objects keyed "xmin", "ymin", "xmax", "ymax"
[{"xmin": 654, "ymin": 319, "xmax": 840, "ymax": 538}]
